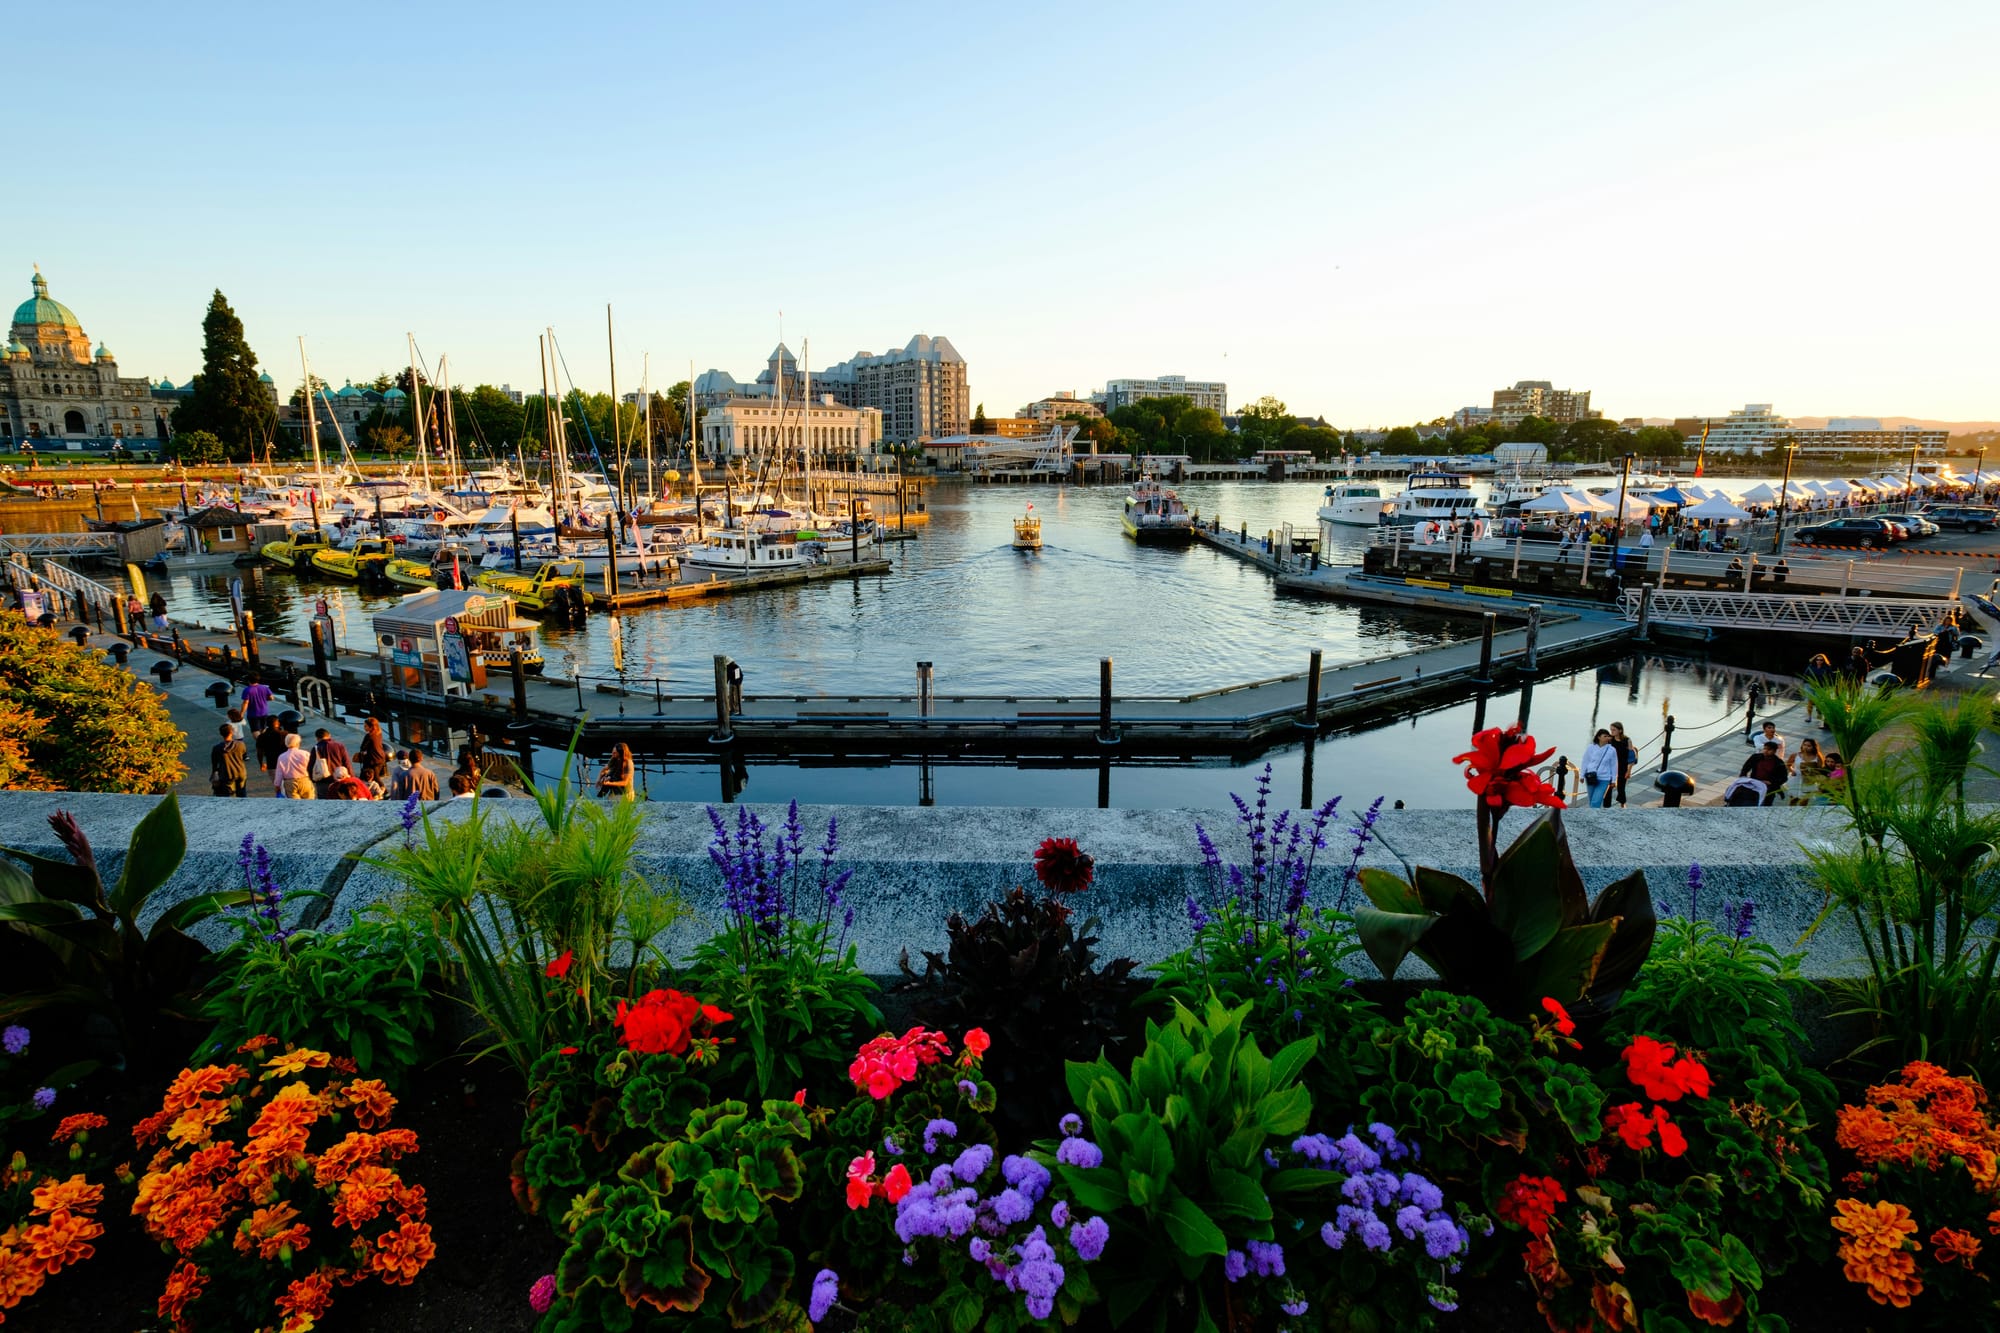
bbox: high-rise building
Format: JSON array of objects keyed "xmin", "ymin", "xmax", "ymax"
[
  {"xmin": 1682, "ymin": 405, "xmax": 1946, "ymax": 457},
  {"xmin": 1102, "ymin": 375, "xmax": 1227, "ymax": 415},
  {"xmin": 1490, "ymin": 380, "xmax": 1596, "ymax": 426}
]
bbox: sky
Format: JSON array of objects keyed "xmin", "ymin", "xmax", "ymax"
[{"xmin": 15, "ymin": 0, "xmax": 1998, "ymax": 426}]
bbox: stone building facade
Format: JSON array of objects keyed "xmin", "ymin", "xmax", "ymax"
[
  {"xmin": 0, "ymin": 269, "xmax": 164, "ymax": 449},
  {"xmin": 694, "ymin": 333, "xmax": 969, "ymax": 445},
  {"xmin": 700, "ymin": 395, "xmax": 881, "ymax": 461}
]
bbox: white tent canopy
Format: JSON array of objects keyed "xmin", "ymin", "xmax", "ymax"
[
  {"xmin": 1682, "ymin": 494, "xmax": 1754, "ymax": 521},
  {"xmin": 1521, "ymin": 489, "xmax": 1605, "ymax": 515},
  {"xmin": 1738, "ymin": 482, "xmax": 1780, "ymax": 504}
]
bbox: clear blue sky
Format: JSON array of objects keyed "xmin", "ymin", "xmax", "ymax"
[{"xmin": 17, "ymin": 0, "xmax": 1997, "ymax": 424}]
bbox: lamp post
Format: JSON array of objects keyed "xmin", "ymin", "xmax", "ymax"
[
  {"xmin": 1772, "ymin": 439, "xmax": 1799, "ymax": 555},
  {"xmin": 1977, "ymin": 443, "xmax": 1989, "ymax": 500},
  {"xmin": 1613, "ymin": 452, "xmax": 1636, "ymax": 536},
  {"xmin": 1905, "ymin": 432, "xmax": 1921, "ymax": 499}
]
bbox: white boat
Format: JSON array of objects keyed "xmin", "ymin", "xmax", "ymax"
[
  {"xmin": 1121, "ymin": 477, "xmax": 1193, "ymax": 543},
  {"xmin": 681, "ymin": 526, "xmax": 816, "ymax": 573},
  {"xmin": 1012, "ymin": 504, "xmax": 1043, "ymax": 550},
  {"xmin": 1383, "ymin": 472, "xmax": 1480, "ymax": 526},
  {"xmin": 1317, "ymin": 481, "xmax": 1393, "ymax": 527}
]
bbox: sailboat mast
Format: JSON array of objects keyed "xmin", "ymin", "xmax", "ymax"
[
  {"xmin": 642, "ymin": 352, "xmax": 653, "ymax": 506},
  {"xmin": 439, "ymin": 353, "xmax": 458, "ymax": 491},
  {"xmin": 407, "ymin": 333, "xmax": 430, "ymax": 495},
  {"xmin": 296, "ymin": 337, "xmax": 322, "ymax": 481},
  {"xmin": 540, "ymin": 332, "xmax": 563, "ymax": 556},
  {"xmin": 606, "ymin": 303, "xmax": 626, "ymax": 522},
  {"xmin": 802, "ymin": 337, "xmax": 813, "ymax": 515}
]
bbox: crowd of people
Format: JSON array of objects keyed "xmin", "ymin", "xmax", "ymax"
[{"xmin": 209, "ymin": 675, "xmax": 481, "ymax": 802}]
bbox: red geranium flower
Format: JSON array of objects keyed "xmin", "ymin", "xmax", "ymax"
[
  {"xmin": 544, "ymin": 950, "xmax": 574, "ymax": 979},
  {"xmin": 882, "ymin": 1163, "xmax": 912, "ymax": 1204},
  {"xmin": 792, "ymin": 1089, "xmax": 807, "ymax": 1106},
  {"xmin": 1454, "ymin": 725, "xmax": 1564, "ymax": 811},
  {"xmin": 1496, "ymin": 1175, "xmax": 1566, "ymax": 1238},
  {"xmin": 1622, "ymin": 1036, "xmax": 1711, "ymax": 1103},
  {"xmin": 1540, "ymin": 997, "xmax": 1576, "ymax": 1037},
  {"xmin": 962, "ymin": 1028, "xmax": 991, "ymax": 1062},
  {"xmin": 846, "ymin": 1152, "xmax": 879, "ymax": 1210},
  {"xmin": 1033, "ymin": 838, "xmax": 1094, "ymax": 895},
  {"xmin": 613, "ymin": 989, "xmax": 728, "ymax": 1056}
]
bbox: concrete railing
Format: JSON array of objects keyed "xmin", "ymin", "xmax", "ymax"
[{"xmin": 0, "ymin": 793, "xmax": 1873, "ymax": 979}]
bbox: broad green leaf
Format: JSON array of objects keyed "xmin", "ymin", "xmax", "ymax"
[
  {"xmin": 111, "ymin": 794, "xmax": 187, "ymax": 919},
  {"xmin": 1268, "ymin": 1035, "xmax": 1318, "ymax": 1092},
  {"xmin": 1358, "ymin": 867, "xmax": 1424, "ymax": 914},
  {"xmin": 1587, "ymin": 871, "xmax": 1657, "ymax": 996},
  {"xmin": 1488, "ymin": 822, "xmax": 1565, "ymax": 960},
  {"xmin": 1413, "ymin": 866, "xmax": 1481, "ymax": 915},
  {"xmin": 1159, "ymin": 1193, "xmax": 1228, "ymax": 1259},
  {"xmin": 1524, "ymin": 921, "xmax": 1618, "ymax": 1009},
  {"xmin": 1352, "ymin": 904, "xmax": 1437, "ymax": 978},
  {"xmin": 1252, "ymin": 1084, "xmax": 1312, "ymax": 1137},
  {"xmin": 1205, "ymin": 1166, "xmax": 1273, "ymax": 1222},
  {"xmin": 1057, "ymin": 1165, "xmax": 1128, "ymax": 1213}
]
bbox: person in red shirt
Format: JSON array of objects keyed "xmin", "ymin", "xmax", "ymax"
[
  {"xmin": 324, "ymin": 766, "xmax": 374, "ymax": 800},
  {"xmin": 1739, "ymin": 743, "xmax": 1790, "ymax": 805}
]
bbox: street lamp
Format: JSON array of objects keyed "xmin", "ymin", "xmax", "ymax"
[
  {"xmin": 1905, "ymin": 432, "xmax": 1921, "ymax": 498},
  {"xmin": 1772, "ymin": 439, "xmax": 1800, "ymax": 555},
  {"xmin": 1613, "ymin": 452, "xmax": 1637, "ymax": 533}
]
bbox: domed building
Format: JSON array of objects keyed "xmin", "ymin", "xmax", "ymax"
[{"xmin": 0, "ymin": 267, "xmax": 166, "ymax": 451}]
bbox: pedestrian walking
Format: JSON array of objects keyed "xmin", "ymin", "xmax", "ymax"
[
  {"xmin": 272, "ymin": 734, "xmax": 314, "ymax": 799},
  {"xmin": 254, "ymin": 716, "xmax": 287, "ymax": 775},
  {"xmin": 210, "ymin": 723, "xmax": 247, "ymax": 798},
  {"xmin": 1608, "ymin": 721, "xmax": 1639, "ymax": 808},
  {"xmin": 324, "ymin": 766, "xmax": 373, "ymax": 800},
  {"xmin": 148, "ymin": 591, "xmax": 169, "ymax": 633},
  {"xmin": 355, "ymin": 717, "xmax": 390, "ymax": 784},
  {"xmin": 226, "ymin": 707, "xmax": 248, "ymax": 745},
  {"xmin": 309, "ymin": 728, "xmax": 352, "ymax": 795},
  {"xmin": 241, "ymin": 672, "xmax": 273, "ymax": 730}
]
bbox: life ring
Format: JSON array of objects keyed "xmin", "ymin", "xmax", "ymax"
[{"xmin": 1417, "ymin": 522, "xmax": 1439, "ymax": 544}]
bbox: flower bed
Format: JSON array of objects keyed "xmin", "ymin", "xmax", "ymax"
[{"xmin": 2, "ymin": 692, "xmax": 1997, "ymax": 1331}]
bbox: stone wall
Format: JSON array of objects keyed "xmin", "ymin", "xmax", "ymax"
[{"xmin": 0, "ymin": 794, "xmax": 1865, "ymax": 978}]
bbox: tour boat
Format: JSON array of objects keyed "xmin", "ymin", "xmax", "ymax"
[
  {"xmin": 259, "ymin": 526, "xmax": 334, "ymax": 570},
  {"xmin": 1012, "ymin": 504, "xmax": 1043, "ymax": 551},
  {"xmin": 681, "ymin": 527, "xmax": 815, "ymax": 573},
  {"xmin": 1382, "ymin": 472, "xmax": 1481, "ymax": 527},
  {"xmin": 475, "ymin": 559, "xmax": 594, "ymax": 614},
  {"xmin": 309, "ymin": 536, "xmax": 397, "ymax": 583},
  {"xmin": 1121, "ymin": 477, "xmax": 1193, "ymax": 544},
  {"xmin": 1318, "ymin": 482, "xmax": 1394, "ymax": 527}
]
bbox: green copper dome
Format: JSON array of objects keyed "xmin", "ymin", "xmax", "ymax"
[{"xmin": 12, "ymin": 270, "xmax": 81, "ymax": 330}]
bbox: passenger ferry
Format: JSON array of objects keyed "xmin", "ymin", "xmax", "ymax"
[
  {"xmin": 1383, "ymin": 472, "xmax": 1481, "ymax": 527},
  {"xmin": 1318, "ymin": 482, "xmax": 1394, "ymax": 527},
  {"xmin": 1012, "ymin": 504, "xmax": 1043, "ymax": 551},
  {"xmin": 681, "ymin": 527, "xmax": 814, "ymax": 573},
  {"xmin": 1122, "ymin": 477, "xmax": 1193, "ymax": 544}
]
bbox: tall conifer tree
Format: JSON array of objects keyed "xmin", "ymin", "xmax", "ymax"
[{"xmin": 171, "ymin": 290, "xmax": 274, "ymax": 459}]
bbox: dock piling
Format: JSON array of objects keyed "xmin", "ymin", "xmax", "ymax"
[
  {"xmin": 1660, "ymin": 714, "xmax": 1676, "ymax": 771},
  {"xmin": 309, "ymin": 619, "xmax": 329, "ymax": 676},
  {"xmin": 1098, "ymin": 658, "xmax": 1116, "ymax": 746},
  {"xmin": 1523, "ymin": 603, "xmax": 1542, "ymax": 671},
  {"xmin": 1298, "ymin": 649, "xmax": 1323, "ymax": 733},
  {"xmin": 1636, "ymin": 585, "xmax": 1653, "ymax": 643},
  {"xmin": 605, "ymin": 516, "xmax": 620, "ymax": 597},
  {"xmin": 510, "ymin": 648, "xmax": 528, "ymax": 719},
  {"xmin": 242, "ymin": 610, "xmax": 259, "ymax": 669},
  {"xmin": 1473, "ymin": 613, "xmax": 1496, "ymax": 684},
  {"xmin": 918, "ymin": 662, "xmax": 935, "ymax": 717},
  {"xmin": 711, "ymin": 656, "xmax": 735, "ymax": 744}
]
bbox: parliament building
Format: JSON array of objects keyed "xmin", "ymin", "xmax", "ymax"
[{"xmin": 1, "ymin": 268, "xmax": 165, "ymax": 450}]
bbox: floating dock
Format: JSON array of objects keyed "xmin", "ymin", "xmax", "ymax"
[{"xmin": 599, "ymin": 558, "xmax": 893, "ymax": 610}]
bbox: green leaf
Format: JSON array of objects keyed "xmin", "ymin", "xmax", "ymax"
[
  {"xmin": 1268, "ymin": 1035, "xmax": 1317, "ymax": 1091},
  {"xmin": 1413, "ymin": 866, "xmax": 1481, "ymax": 915},
  {"xmin": 1352, "ymin": 904, "xmax": 1437, "ymax": 979},
  {"xmin": 1205, "ymin": 1166, "xmax": 1273, "ymax": 1222},
  {"xmin": 1057, "ymin": 1164, "xmax": 1129, "ymax": 1213},
  {"xmin": 155, "ymin": 889, "xmax": 253, "ymax": 934},
  {"xmin": 1252, "ymin": 1084, "xmax": 1312, "ymax": 1137},
  {"xmin": 1586, "ymin": 870, "xmax": 1657, "ymax": 996},
  {"xmin": 1523, "ymin": 921, "xmax": 1618, "ymax": 1008},
  {"xmin": 1159, "ymin": 1193, "xmax": 1228, "ymax": 1259},
  {"xmin": 1358, "ymin": 866, "xmax": 1423, "ymax": 914},
  {"xmin": 111, "ymin": 794, "xmax": 187, "ymax": 920},
  {"xmin": 1487, "ymin": 823, "xmax": 1564, "ymax": 960},
  {"xmin": 0, "ymin": 900, "xmax": 85, "ymax": 929}
]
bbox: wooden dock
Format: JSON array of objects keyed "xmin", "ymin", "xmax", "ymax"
[{"xmin": 600, "ymin": 558, "xmax": 893, "ymax": 610}]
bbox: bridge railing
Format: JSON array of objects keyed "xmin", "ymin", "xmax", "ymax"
[{"xmin": 1619, "ymin": 589, "xmax": 1959, "ymax": 635}]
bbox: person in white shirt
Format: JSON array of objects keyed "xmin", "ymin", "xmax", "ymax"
[
  {"xmin": 1581, "ymin": 729, "xmax": 1620, "ymax": 808},
  {"xmin": 1754, "ymin": 720, "xmax": 1787, "ymax": 758}
]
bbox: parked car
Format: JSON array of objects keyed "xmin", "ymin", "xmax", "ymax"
[
  {"xmin": 1878, "ymin": 512, "xmax": 1940, "ymax": 539},
  {"xmin": 1792, "ymin": 518, "xmax": 1899, "ymax": 548},
  {"xmin": 1922, "ymin": 505, "xmax": 1997, "ymax": 533}
]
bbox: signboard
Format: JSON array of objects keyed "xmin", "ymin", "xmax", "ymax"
[
  {"xmin": 1403, "ymin": 578, "xmax": 1451, "ymax": 590},
  {"xmin": 391, "ymin": 636, "xmax": 423, "ymax": 667},
  {"xmin": 1461, "ymin": 584, "xmax": 1515, "ymax": 599},
  {"xmin": 440, "ymin": 631, "xmax": 474, "ymax": 684},
  {"xmin": 230, "ymin": 578, "xmax": 245, "ymax": 631},
  {"xmin": 18, "ymin": 590, "xmax": 44, "ymax": 621},
  {"xmin": 314, "ymin": 613, "xmax": 338, "ymax": 655}
]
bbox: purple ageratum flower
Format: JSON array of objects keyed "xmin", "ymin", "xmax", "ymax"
[
  {"xmin": 956, "ymin": 1079, "xmax": 978, "ymax": 1099},
  {"xmin": 1331, "ymin": 1131, "xmax": 1380, "ymax": 1175},
  {"xmin": 1428, "ymin": 1284, "xmax": 1460, "ymax": 1313},
  {"xmin": 1003, "ymin": 1154, "xmax": 1051, "ymax": 1203},
  {"xmin": 1357, "ymin": 1214, "xmax": 1392, "ymax": 1252},
  {"xmin": 1321, "ymin": 1220, "xmax": 1345, "ymax": 1250},
  {"xmin": 1050, "ymin": 1200, "xmax": 1071, "ymax": 1229},
  {"xmin": 928, "ymin": 1164, "xmax": 957, "ymax": 1192},
  {"xmin": 1, "ymin": 1025, "xmax": 27, "ymax": 1056},
  {"xmin": 968, "ymin": 1237, "xmax": 991, "ymax": 1263},
  {"xmin": 1291, "ymin": 1133, "xmax": 1337, "ymax": 1167},
  {"xmin": 952, "ymin": 1143, "xmax": 994, "ymax": 1183},
  {"xmin": 1400, "ymin": 1173, "xmax": 1444, "ymax": 1213},
  {"xmin": 940, "ymin": 1188, "xmax": 979, "ymax": 1236},
  {"xmin": 993, "ymin": 1188, "xmax": 1033, "ymax": 1225},
  {"xmin": 1055, "ymin": 1137, "xmax": 1103, "ymax": 1170},
  {"xmin": 1368, "ymin": 1122, "xmax": 1408, "ymax": 1161},
  {"xmin": 808, "ymin": 1269, "xmax": 839, "ymax": 1323},
  {"xmin": 1281, "ymin": 1299, "xmax": 1310, "ymax": 1317},
  {"xmin": 1009, "ymin": 1226, "xmax": 1066, "ymax": 1322},
  {"xmin": 1423, "ymin": 1216, "xmax": 1465, "ymax": 1260},
  {"xmin": 1058, "ymin": 1112, "xmax": 1083, "ymax": 1138},
  {"xmin": 31, "ymin": 1087, "xmax": 55, "ymax": 1111},
  {"xmin": 1070, "ymin": 1215, "xmax": 1110, "ymax": 1261},
  {"xmin": 1223, "ymin": 1250, "xmax": 1249, "ymax": 1283},
  {"xmin": 923, "ymin": 1118, "xmax": 958, "ymax": 1153},
  {"xmin": 1246, "ymin": 1240, "xmax": 1285, "ymax": 1278},
  {"xmin": 883, "ymin": 1134, "xmax": 903, "ymax": 1156},
  {"xmin": 1395, "ymin": 1204, "xmax": 1427, "ymax": 1239}
]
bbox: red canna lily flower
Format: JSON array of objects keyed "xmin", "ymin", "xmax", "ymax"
[
  {"xmin": 1540, "ymin": 997, "xmax": 1576, "ymax": 1037},
  {"xmin": 1454, "ymin": 725, "xmax": 1565, "ymax": 811},
  {"xmin": 544, "ymin": 950, "xmax": 574, "ymax": 979}
]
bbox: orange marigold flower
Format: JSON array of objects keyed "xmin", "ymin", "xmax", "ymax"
[
  {"xmin": 158, "ymin": 1258, "xmax": 207, "ymax": 1328},
  {"xmin": 1932, "ymin": 1226, "xmax": 1981, "ymax": 1269},
  {"xmin": 247, "ymin": 1083, "xmax": 323, "ymax": 1157},
  {"xmin": 131, "ymin": 1109, "xmax": 174, "ymax": 1147},
  {"xmin": 343, "ymin": 1080, "xmax": 397, "ymax": 1131},
  {"xmin": 166, "ymin": 1099, "xmax": 234, "ymax": 1149},
  {"xmin": 22, "ymin": 1209, "xmax": 103, "ymax": 1274},
  {"xmin": 234, "ymin": 1201, "xmax": 312, "ymax": 1261},
  {"xmin": 0, "ymin": 1237, "xmax": 46, "ymax": 1311},
  {"xmin": 332, "ymin": 1165, "xmax": 402, "ymax": 1230},
  {"xmin": 238, "ymin": 1033, "xmax": 279, "ymax": 1053},
  {"xmin": 30, "ymin": 1174, "xmax": 102, "ymax": 1217},
  {"xmin": 162, "ymin": 1064, "xmax": 246, "ymax": 1113},
  {"xmin": 275, "ymin": 1269, "xmax": 337, "ymax": 1328},
  {"xmin": 1832, "ymin": 1198, "xmax": 1924, "ymax": 1308},
  {"xmin": 50, "ymin": 1113, "xmax": 108, "ymax": 1143},
  {"xmin": 370, "ymin": 1219, "xmax": 435, "ymax": 1285},
  {"xmin": 263, "ymin": 1048, "xmax": 333, "ymax": 1079}
]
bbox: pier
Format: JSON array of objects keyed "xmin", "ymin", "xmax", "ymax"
[{"xmin": 597, "ymin": 557, "xmax": 893, "ymax": 610}]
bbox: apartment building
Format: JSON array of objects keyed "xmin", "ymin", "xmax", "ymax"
[
  {"xmin": 1490, "ymin": 380, "xmax": 1597, "ymax": 426},
  {"xmin": 1102, "ymin": 375, "xmax": 1227, "ymax": 415}
]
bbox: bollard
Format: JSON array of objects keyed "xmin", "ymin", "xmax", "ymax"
[
  {"xmin": 1551, "ymin": 755, "xmax": 1569, "ymax": 802},
  {"xmin": 1473, "ymin": 612, "xmax": 1496, "ymax": 684},
  {"xmin": 1522, "ymin": 603, "xmax": 1542, "ymax": 671},
  {"xmin": 109, "ymin": 641, "xmax": 129, "ymax": 666},
  {"xmin": 1098, "ymin": 657, "xmax": 1116, "ymax": 746},
  {"xmin": 1654, "ymin": 770, "xmax": 1695, "ymax": 808},
  {"xmin": 1636, "ymin": 584, "xmax": 1653, "ymax": 642},
  {"xmin": 1743, "ymin": 685, "xmax": 1762, "ymax": 739},
  {"xmin": 149, "ymin": 659, "xmax": 175, "ymax": 686},
  {"xmin": 205, "ymin": 680, "xmax": 231, "ymax": 708},
  {"xmin": 1298, "ymin": 648, "xmax": 1323, "ymax": 733},
  {"xmin": 1660, "ymin": 714, "xmax": 1676, "ymax": 770},
  {"xmin": 511, "ymin": 506, "xmax": 523, "ymax": 572},
  {"xmin": 510, "ymin": 648, "xmax": 529, "ymax": 719},
  {"xmin": 711, "ymin": 655, "xmax": 734, "ymax": 744},
  {"xmin": 67, "ymin": 624, "xmax": 88, "ymax": 646},
  {"xmin": 309, "ymin": 619, "xmax": 329, "ymax": 677}
]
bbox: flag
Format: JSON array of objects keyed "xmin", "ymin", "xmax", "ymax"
[
  {"xmin": 1693, "ymin": 424, "xmax": 1709, "ymax": 478},
  {"xmin": 1026, "ymin": 502, "xmax": 1034, "ymax": 511}
]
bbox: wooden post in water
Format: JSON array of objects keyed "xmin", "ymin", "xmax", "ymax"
[
  {"xmin": 1098, "ymin": 657, "xmax": 1115, "ymax": 746},
  {"xmin": 1523, "ymin": 603, "xmax": 1542, "ymax": 671},
  {"xmin": 1474, "ymin": 613, "xmax": 1496, "ymax": 684},
  {"xmin": 1511, "ymin": 531, "xmax": 1523, "ymax": 581},
  {"xmin": 711, "ymin": 655, "xmax": 733, "ymax": 744},
  {"xmin": 1636, "ymin": 584, "xmax": 1653, "ymax": 642},
  {"xmin": 1298, "ymin": 649, "xmax": 1323, "ymax": 733},
  {"xmin": 604, "ymin": 516, "xmax": 619, "ymax": 597},
  {"xmin": 510, "ymin": 647, "xmax": 528, "ymax": 719}
]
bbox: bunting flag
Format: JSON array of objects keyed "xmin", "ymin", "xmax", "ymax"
[{"xmin": 1693, "ymin": 424, "xmax": 1709, "ymax": 478}]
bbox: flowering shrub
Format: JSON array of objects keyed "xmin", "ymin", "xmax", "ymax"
[
  {"xmin": 1055, "ymin": 996, "xmax": 1483, "ymax": 1330},
  {"xmin": 1829, "ymin": 1061, "xmax": 2000, "ymax": 1311},
  {"xmin": 129, "ymin": 1039, "xmax": 432, "ymax": 1332},
  {"xmin": 0, "ymin": 1147, "xmax": 107, "ymax": 1324}
]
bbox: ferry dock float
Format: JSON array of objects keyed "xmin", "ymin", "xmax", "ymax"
[{"xmin": 597, "ymin": 557, "xmax": 893, "ymax": 610}]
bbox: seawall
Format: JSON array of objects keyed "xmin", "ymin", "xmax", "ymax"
[{"xmin": 0, "ymin": 794, "xmax": 1866, "ymax": 978}]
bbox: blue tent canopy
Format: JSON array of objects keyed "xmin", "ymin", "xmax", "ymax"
[{"xmin": 1648, "ymin": 486, "xmax": 1691, "ymax": 507}]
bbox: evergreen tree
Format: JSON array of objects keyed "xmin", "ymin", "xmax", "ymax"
[{"xmin": 172, "ymin": 290, "xmax": 275, "ymax": 460}]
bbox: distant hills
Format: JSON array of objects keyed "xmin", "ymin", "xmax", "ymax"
[{"xmin": 1789, "ymin": 417, "xmax": 2000, "ymax": 435}]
